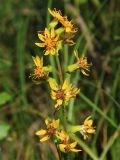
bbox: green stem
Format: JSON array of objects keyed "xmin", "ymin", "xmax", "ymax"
[
  {"xmin": 55, "ymin": 54, "xmax": 67, "ymax": 133},
  {"xmin": 46, "ymin": 0, "xmax": 52, "ymax": 27},
  {"xmin": 64, "ymin": 44, "xmax": 69, "ymax": 73},
  {"xmin": 63, "ymin": 105, "xmax": 67, "ymax": 130},
  {"xmin": 55, "ymin": 54, "xmax": 63, "ymax": 84},
  {"xmin": 54, "ymin": 140, "xmax": 62, "ymax": 160},
  {"xmin": 64, "ymin": 153, "xmax": 68, "ymax": 160},
  {"xmin": 68, "ymin": 70, "xmax": 80, "ymax": 122}
]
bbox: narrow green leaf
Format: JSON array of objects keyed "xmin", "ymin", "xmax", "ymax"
[
  {"xmin": 100, "ymin": 126, "xmax": 120, "ymax": 160},
  {"xmin": 79, "ymin": 92, "xmax": 118, "ymax": 128}
]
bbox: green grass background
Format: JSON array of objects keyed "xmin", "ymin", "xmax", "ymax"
[{"xmin": 0, "ymin": 0, "xmax": 120, "ymax": 159}]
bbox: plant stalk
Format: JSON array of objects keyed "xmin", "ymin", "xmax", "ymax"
[{"xmin": 55, "ymin": 54, "xmax": 63, "ymax": 84}]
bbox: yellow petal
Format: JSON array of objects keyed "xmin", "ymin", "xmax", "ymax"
[
  {"xmin": 81, "ymin": 69, "xmax": 89, "ymax": 76},
  {"xmin": 36, "ymin": 55, "xmax": 40, "ymax": 65},
  {"xmin": 70, "ymin": 141, "xmax": 77, "ymax": 149},
  {"xmin": 84, "ymin": 117, "xmax": 92, "ymax": 126},
  {"xmin": 51, "ymin": 28, "xmax": 55, "ymax": 38},
  {"xmin": 40, "ymin": 135, "xmax": 50, "ymax": 142},
  {"xmin": 70, "ymin": 149, "xmax": 81, "ymax": 152},
  {"xmin": 53, "ymin": 119, "xmax": 59, "ymax": 128},
  {"xmin": 35, "ymin": 129, "xmax": 47, "ymax": 136},
  {"xmin": 59, "ymin": 144, "xmax": 66, "ymax": 153},
  {"xmin": 49, "ymin": 79, "xmax": 58, "ymax": 91},
  {"xmin": 35, "ymin": 42, "xmax": 45, "ymax": 47},
  {"xmin": 51, "ymin": 91, "xmax": 56, "ymax": 100},
  {"xmin": 84, "ymin": 135, "xmax": 87, "ymax": 140},
  {"xmin": 62, "ymin": 79, "xmax": 69, "ymax": 90},
  {"xmin": 56, "ymin": 130, "xmax": 70, "ymax": 142},
  {"xmin": 38, "ymin": 34, "xmax": 45, "ymax": 41},
  {"xmin": 45, "ymin": 28, "xmax": 50, "ymax": 37},
  {"xmin": 45, "ymin": 119, "xmax": 50, "ymax": 126},
  {"xmin": 32, "ymin": 56, "xmax": 37, "ymax": 66},
  {"xmin": 44, "ymin": 50, "xmax": 50, "ymax": 55},
  {"xmin": 55, "ymin": 99, "xmax": 63, "ymax": 108},
  {"xmin": 87, "ymin": 128, "xmax": 95, "ymax": 134},
  {"xmin": 86, "ymin": 120, "xmax": 93, "ymax": 127},
  {"xmin": 74, "ymin": 50, "xmax": 79, "ymax": 60},
  {"xmin": 37, "ymin": 56, "xmax": 43, "ymax": 67}
]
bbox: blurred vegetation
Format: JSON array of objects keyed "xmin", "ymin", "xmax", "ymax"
[{"xmin": 0, "ymin": 0, "xmax": 120, "ymax": 159}]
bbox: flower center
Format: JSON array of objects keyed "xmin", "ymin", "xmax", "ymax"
[
  {"xmin": 45, "ymin": 38, "xmax": 56, "ymax": 49},
  {"xmin": 80, "ymin": 125, "xmax": 91, "ymax": 136},
  {"xmin": 34, "ymin": 67, "xmax": 44, "ymax": 77},
  {"xmin": 56, "ymin": 89, "xmax": 65, "ymax": 99},
  {"xmin": 48, "ymin": 127, "xmax": 56, "ymax": 135},
  {"xmin": 78, "ymin": 58, "xmax": 87, "ymax": 68},
  {"xmin": 64, "ymin": 143, "xmax": 71, "ymax": 152}
]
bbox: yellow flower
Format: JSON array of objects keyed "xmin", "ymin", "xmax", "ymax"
[
  {"xmin": 59, "ymin": 141, "xmax": 81, "ymax": 153},
  {"xmin": 30, "ymin": 55, "xmax": 51, "ymax": 80},
  {"xmin": 48, "ymin": 8, "xmax": 64, "ymax": 23},
  {"xmin": 80, "ymin": 116, "xmax": 96, "ymax": 140},
  {"xmin": 56, "ymin": 130, "xmax": 70, "ymax": 143},
  {"xmin": 49, "ymin": 78, "xmax": 80, "ymax": 108},
  {"xmin": 70, "ymin": 117, "xmax": 96, "ymax": 140},
  {"xmin": 48, "ymin": 8, "xmax": 77, "ymax": 33},
  {"xmin": 67, "ymin": 50, "xmax": 92, "ymax": 76},
  {"xmin": 35, "ymin": 118, "xmax": 59, "ymax": 142},
  {"xmin": 75, "ymin": 51, "xmax": 92, "ymax": 76},
  {"xmin": 61, "ymin": 18, "xmax": 77, "ymax": 33},
  {"xmin": 35, "ymin": 28, "xmax": 62, "ymax": 55},
  {"xmin": 56, "ymin": 130, "xmax": 81, "ymax": 153}
]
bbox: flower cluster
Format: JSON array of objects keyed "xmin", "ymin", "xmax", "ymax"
[
  {"xmin": 30, "ymin": 8, "xmax": 96, "ymax": 156},
  {"xmin": 36, "ymin": 118, "xmax": 81, "ymax": 152}
]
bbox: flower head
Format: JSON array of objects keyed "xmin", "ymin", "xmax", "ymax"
[
  {"xmin": 35, "ymin": 28, "xmax": 62, "ymax": 55},
  {"xmin": 61, "ymin": 18, "xmax": 77, "ymax": 33},
  {"xmin": 48, "ymin": 8, "xmax": 77, "ymax": 33},
  {"xmin": 56, "ymin": 130, "xmax": 81, "ymax": 153},
  {"xmin": 80, "ymin": 116, "xmax": 96, "ymax": 140},
  {"xmin": 75, "ymin": 51, "xmax": 92, "ymax": 76},
  {"xmin": 56, "ymin": 130, "xmax": 70, "ymax": 143},
  {"xmin": 49, "ymin": 78, "xmax": 80, "ymax": 108},
  {"xmin": 70, "ymin": 117, "xmax": 96, "ymax": 140},
  {"xmin": 67, "ymin": 50, "xmax": 92, "ymax": 76},
  {"xmin": 30, "ymin": 55, "xmax": 51, "ymax": 80},
  {"xmin": 35, "ymin": 118, "xmax": 59, "ymax": 142},
  {"xmin": 48, "ymin": 8, "xmax": 64, "ymax": 22}
]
